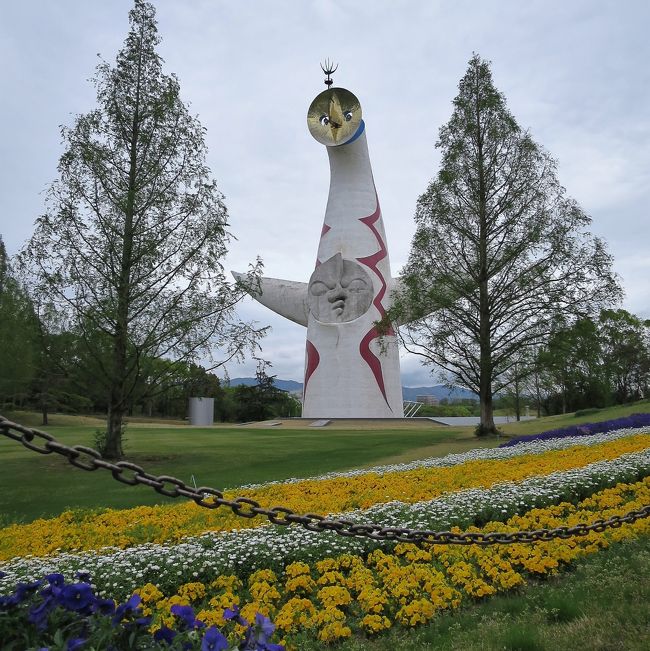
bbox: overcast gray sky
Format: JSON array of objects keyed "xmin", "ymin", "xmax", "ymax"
[{"xmin": 1, "ymin": 0, "xmax": 648, "ymax": 386}]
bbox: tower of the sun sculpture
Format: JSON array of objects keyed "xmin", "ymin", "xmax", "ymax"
[{"xmin": 234, "ymin": 68, "xmax": 403, "ymax": 418}]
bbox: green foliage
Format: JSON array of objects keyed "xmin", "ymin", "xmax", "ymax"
[
  {"xmin": 418, "ymin": 403, "xmax": 477, "ymax": 417},
  {"xmin": 391, "ymin": 53, "xmax": 621, "ymax": 435},
  {"xmin": 232, "ymin": 362, "xmax": 300, "ymax": 422},
  {"xmin": 600, "ymin": 308, "xmax": 650, "ymax": 403},
  {"xmin": 0, "ymin": 237, "xmax": 39, "ymax": 406},
  {"xmin": 535, "ymin": 310, "xmax": 650, "ymax": 415},
  {"xmin": 500, "ymin": 624, "xmax": 544, "ymax": 651},
  {"xmin": 18, "ymin": 1, "xmax": 263, "ymax": 457}
]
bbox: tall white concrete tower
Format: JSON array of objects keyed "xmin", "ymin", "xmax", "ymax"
[{"xmin": 234, "ymin": 78, "xmax": 403, "ymax": 418}]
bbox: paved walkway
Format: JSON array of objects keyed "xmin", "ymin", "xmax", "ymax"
[{"xmin": 429, "ymin": 416, "xmax": 536, "ymax": 426}]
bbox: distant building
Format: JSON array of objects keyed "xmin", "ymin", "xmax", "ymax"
[{"xmin": 416, "ymin": 395, "xmax": 440, "ymax": 406}]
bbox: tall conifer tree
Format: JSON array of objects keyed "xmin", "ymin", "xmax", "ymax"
[
  {"xmin": 392, "ymin": 55, "xmax": 621, "ymax": 435},
  {"xmin": 21, "ymin": 1, "xmax": 262, "ymax": 457}
]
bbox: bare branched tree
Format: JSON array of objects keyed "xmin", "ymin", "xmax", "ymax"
[
  {"xmin": 391, "ymin": 55, "xmax": 621, "ymax": 435},
  {"xmin": 19, "ymin": 1, "xmax": 264, "ymax": 457}
]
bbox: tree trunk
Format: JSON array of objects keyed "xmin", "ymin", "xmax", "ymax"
[
  {"xmin": 106, "ymin": 401, "xmax": 125, "ymax": 459},
  {"xmin": 534, "ymin": 368, "xmax": 542, "ymax": 418},
  {"xmin": 514, "ymin": 368, "xmax": 521, "ymax": 421},
  {"xmin": 479, "ymin": 362, "xmax": 496, "ymax": 434},
  {"xmin": 103, "ymin": 32, "xmax": 144, "ymax": 460},
  {"xmin": 475, "ymin": 66, "xmax": 497, "ymax": 437}
]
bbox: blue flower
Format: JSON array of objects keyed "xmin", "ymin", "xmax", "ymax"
[
  {"xmin": 201, "ymin": 626, "xmax": 228, "ymax": 651},
  {"xmin": 153, "ymin": 626, "xmax": 177, "ymax": 645},
  {"xmin": 93, "ymin": 598, "xmax": 116, "ymax": 616},
  {"xmin": 255, "ymin": 612, "xmax": 276, "ymax": 641},
  {"xmin": 45, "ymin": 573, "xmax": 65, "ymax": 587},
  {"xmin": 223, "ymin": 604, "xmax": 247, "ymax": 626},
  {"xmin": 67, "ymin": 639, "xmax": 86, "ymax": 651},
  {"xmin": 15, "ymin": 579, "xmax": 44, "ymax": 602},
  {"xmin": 0, "ymin": 593, "xmax": 19, "ymax": 610},
  {"xmin": 171, "ymin": 604, "xmax": 198, "ymax": 630},
  {"xmin": 112, "ymin": 593, "xmax": 141, "ymax": 624},
  {"xmin": 28, "ymin": 598, "xmax": 55, "ymax": 630},
  {"xmin": 75, "ymin": 570, "xmax": 92, "ymax": 583},
  {"xmin": 59, "ymin": 583, "xmax": 95, "ymax": 612},
  {"xmin": 240, "ymin": 613, "xmax": 284, "ymax": 651}
]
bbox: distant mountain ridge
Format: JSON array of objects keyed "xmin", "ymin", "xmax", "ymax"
[
  {"xmin": 227, "ymin": 377, "xmax": 303, "ymax": 393},
  {"xmin": 227, "ymin": 378, "xmax": 478, "ymax": 401}
]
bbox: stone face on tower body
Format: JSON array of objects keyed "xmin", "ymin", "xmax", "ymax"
[{"xmin": 233, "ymin": 86, "xmax": 403, "ymax": 418}]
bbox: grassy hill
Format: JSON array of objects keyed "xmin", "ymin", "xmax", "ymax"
[{"xmin": 1, "ymin": 400, "xmax": 649, "ymax": 524}]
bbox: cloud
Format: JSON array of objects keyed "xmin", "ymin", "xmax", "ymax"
[{"xmin": 2, "ymin": 0, "xmax": 648, "ymax": 384}]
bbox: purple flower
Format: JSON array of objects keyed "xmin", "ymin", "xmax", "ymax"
[
  {"xmin": 93, "ymin": 598, "xmax": 116, "ymax": 616},
  {"xmin": 201, "ymin": 626, "xmax": 228, "ymax": 651},
  {"xmin": 45, "ymin": 573, "xmax": 65, "ymax": 587},
  {"xmin": 75, "ymin": 571, "xmax": 92, "ymax": 583},
  {"xmin": 240, "ymin": 613, "xmax": 284, "ymax": 651},
  {"xmin": 15, "ymin": 579, "xmax": 44, "ymax": 602},
  {"xmin": 0, "ymin": 593, "xmax": 20, "ymax": 609},
  {"xmin": 112, "ymin": 593, "xmax": 142, "ymax": 624},
  {"xmin": 171, "ymin": 604, "xmax": 200, "ymax": 630},
  {"xmin": 153, "ymin": 626, "xmax": 177, "ymax": 645},
  {"xmin": 255, "ymin": 612, "xmax": 276, "ymax": 641},
  {"xmin": 223, "ymin": 604, "xmax": 247, "ymax": 626},
  {"xmin": 500, "ymin": 413, "xmax": 650, "ymax": 448},
  {"xmin": 59, "ymin": 583, "xmax": 95, "ymax": 612},
  {"xmin": 28, "ymin": 598, "xmax": 55, "ymax": 630},
  {"xmin": 67, "ymin": 639, "xmax": 86, "ymax": 651}
]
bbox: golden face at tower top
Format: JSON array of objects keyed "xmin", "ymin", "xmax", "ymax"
[{"xmin": 307, "ymin": 87, "xmax": 362, "ymax": 146}]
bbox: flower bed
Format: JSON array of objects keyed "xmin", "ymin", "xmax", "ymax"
[
  {"xmin": 1, "ymin": 429, "xmax": 648, "ymax": 561},
  {"xmin": 0, "ymin": 571, "xmax": 284, "ymax": 650},
  {"xmin": 6, "ymin": 478, "xmax": 646, "ymax": 648},
  {"xmin": 132, "ymin": 477, "xmax": 650, "ymax": 644},
  {"xmin": 2, "ymin": 448, "xmax": 649, "ymax": 600},
  {"xmin": 499, "ymin": 413, "xmax": 650, "ymax": 448},
  {"xmin": 1, "ymin": 423, "xmax": 649, "ymax": 649}
]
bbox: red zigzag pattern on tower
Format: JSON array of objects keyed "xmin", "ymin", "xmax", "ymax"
[{"xmin": 357, "ymin": 191, "xmax": 394, "ymax": 408}]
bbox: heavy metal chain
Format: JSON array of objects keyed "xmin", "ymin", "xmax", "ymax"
[{"xmin": 1, "ymin": 414, "xmax": 649, "ymax": 546}]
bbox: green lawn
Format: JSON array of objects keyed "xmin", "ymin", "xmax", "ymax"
[
  {"xmin": 0, "ymin": 415, "xmax": 479, "ymax": 524},
  {"xmin": 498, "ymin": 399, "xmax": 650, "ymax": 437},
  {"xmin": 1, "ymin": 400, "xmax": 648, "ymax": 524}
]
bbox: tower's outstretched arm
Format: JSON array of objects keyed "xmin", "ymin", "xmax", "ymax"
[{"xmin": 232, "ymin": 272, "xmax": 309, "ymax": 327}]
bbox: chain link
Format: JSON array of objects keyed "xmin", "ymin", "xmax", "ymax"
[{"xmin": 1, "ymin": 414, "xmax": 649, "ymax": 546}]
